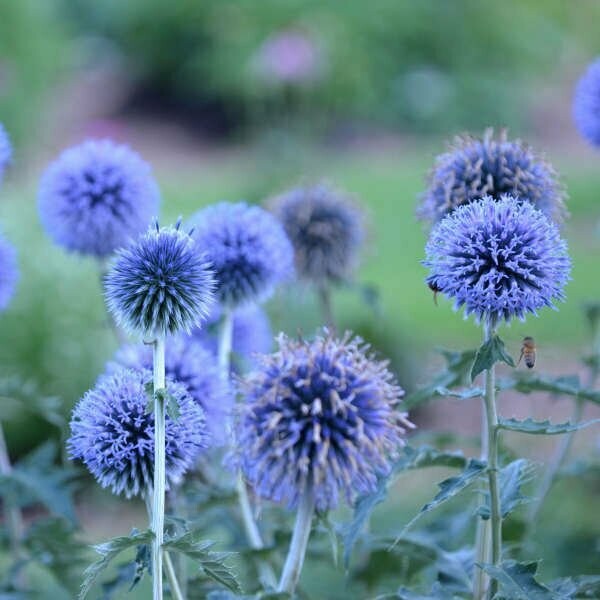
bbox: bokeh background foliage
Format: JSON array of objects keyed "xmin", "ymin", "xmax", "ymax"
[{"xmin": 0, "ymin": 0, "xmax": 599, "ymax": 598}]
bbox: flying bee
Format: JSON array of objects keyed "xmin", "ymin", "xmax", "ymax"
[
  {"xmin": 518, "ymin": 336, "xmax": 536, "ymax": 369},
  {"xmin": 428, "ymin": 281, "xmax": 441, "ymax": 306}
]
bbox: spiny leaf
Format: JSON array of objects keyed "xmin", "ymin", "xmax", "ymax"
[
  {"xmin": 498, "ymin": 417, "xmax": 600, "ymax": 435},
  {"xmin": 79, "ymin": 529, "xmax": 154, "ymax": 599},
  {"xmin": 499, "ymin": 373, "xmax": 600, "ymax": 405},
  {"xmin": 471, "ymin": 335, "xmax": 515, "ymax": 382},
  {"xmin": 548, "ymin": 574, "xmax": 600, "ymax": 598},
  {"xmin": 393, "ymin": 459, "xmax": 486, "ymax": 544},
  {"xmin": 315, "ymin": 512, "xmax": 339, "ymax": 567},
  {"xmin": 477, "ymin": 560, "xmax": 555, "ymax": 599}
]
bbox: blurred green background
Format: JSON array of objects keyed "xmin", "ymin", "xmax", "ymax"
[{"xmin": 0, "ymin": 1, "xmax": 599, "ymax": 597}]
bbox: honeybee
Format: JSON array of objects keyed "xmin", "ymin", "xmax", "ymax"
[
  {"xmin": 518, "ymin": 336, "xmax": 536, "ymax": 369},
  {"xmin": 428, "ymin": 281, "xmax": 441, "ymax": 306}
]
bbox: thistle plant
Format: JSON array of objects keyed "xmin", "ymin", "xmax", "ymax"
[
  {"xmin": 236, "ymin": 331, "xmax": 414, "ymax": 594},
  {"xmin": 424, "ymin": 195, "xmax": 570, "ymax": 599},
  {"xmin": 270, "ymin": 182, "xmax": 364, "ymax": 330},
  {"xmin": 419, "ymin": 129, "xmax": 566, "ymax": 225},
  {"xmin": 104, "ymin": 221, "xmax": 215, "ymax": 600},
  {"xmin": 573, "ymin": 57, "xmax": 600, "ymax": 148}
]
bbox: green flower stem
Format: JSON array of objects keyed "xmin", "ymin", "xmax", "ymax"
[
  {"xmin": 218, "ymin": 308, "xmax": 234, "ymax": 378},
  {"xmin": 318, "ymin": 284, "xmax": 336, "ymax": 333},
  {"xmin": 152, "ymin": 334, "xmax": 166, "ymax": 600},
  {"xmin": 0, "ymin": 423, "xmax": 24, "ymax": 559},
  {"xmin": 278, "ymin": 489, "xmax": 315, "ymax": 595},
  {"xmin": 164, "ymin": 551, "xmax": 185, "ymax": 600}
]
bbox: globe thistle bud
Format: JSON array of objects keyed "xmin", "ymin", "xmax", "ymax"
[
  {"xmin": 0, "ymin": 123, "xmax": 12, "ymax": 185},
  {"xmin": 419, "ymin": 129, "xmax": 566, "ymax": 224},
  {"xmin": 270, "ymin": 183, "xmax": 364, "ymax": 285},
  {"xmin": 105, "ymin": 222, "xmax": 215, "ymax": 336},
  {"xmin": 573, "ymin": 57, "xmax": 600, "ymax": 148},
  {"xmin": 424, "ymin": 195, "xmax": 571, "ymax": 325},
  {"xmin": 38, "ymin": 139, "xmax": 160, "ymax": 257},
  {"xmin": 68, "ymin": 368, "xmax": 207, "ymax": 498},
  {"xmin": 189, "ymin": 202, "xmax": 293, "ymax": 308},
  {"xmin": 0, "ymin": 234, "xmax": 18, "ymax": 312},
  {"xmin": 235, "ymin": 331, "xmax": 414, "ymax": 511},
  {"xmin": 108, "ymin": 336, "xmax": 232, "ymax": 445}
]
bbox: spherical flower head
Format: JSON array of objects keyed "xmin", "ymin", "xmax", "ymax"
[
  {"xmin": 270, "ymin": 183, "xmax": 364, "ymax": 285},
  {"xmin": 419, "ymin": 129, "xmax": 566, "ymax": 224},
  {"xmin": 108, "ymin": 336, "xmax": 232, "ymax": 445},
  {"xmin": 235, "ymin": 331, "xmax": 414, "ymax": 511},
  {"xmin": 424, "ymin": 195, "xmax": 571, "ymax": 325},
  {"xmin": 189, "ymin": 202, "xmax": 293, "ymax": 308},
  {"xmin": 68, "ymin": 368, "xmax": 207, "ymax": 498},
  {"xmin": 573, "ymin": 57, "xmax": 600, "ymax": 148},
  {"xmin": 0, "ymin": 123, "xmax": 12, "ymax": 184},
  {"xmin": 0, "ymin": 234, "xmax": 18, "ymax": 312},
  {"xmin": 105, "ymin": 222, "xmax": 215, "ymax": 336},
  {"xmin": 38, "ymin": 139, "xmax": 160, "ymax": 257}
]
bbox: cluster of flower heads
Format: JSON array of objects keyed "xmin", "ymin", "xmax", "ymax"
[
  {"xmin": 0, "ymin": 123, "xmax": 12, "ymax": 184},
  {"xmin": 105, "ymin": 221, "xmax": 215, "ymax": 336},
  {"xmin": 108, "ymin": 335, "xmax": 232, "ymax": 445},
  {"xmin": 235, "ymin": 331, "xmax": 414, "ymax": 511},
  {"xmin": 424, "ymin": 195, "xmax": 571, "ymax": 325},
  {"xmin": 189, "ymin": 202, "xmax": 293, "ymax": 308},
  {"xmin": 68, "ymin": 368, "xmax": 207, "ymax": 498},
  {"xmin": 270, "ymin": 183, "xmax": 364, "ymax": 285},
  {"xmin": 419, "ymin": 129, "xmax": 566, "ymax": 225},
  {"xmin": 573, "ymin": 57, "xmax": 600, "ymax": 148},
  {"xmin": 38, "ymin": 139, "xmax": 160, "ymax": 257}
]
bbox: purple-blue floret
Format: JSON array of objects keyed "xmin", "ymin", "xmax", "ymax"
[
  {"xmin": 424, "ymin": 195, "xmax": 571, "ymax": 325},
  {"xmin": 0, "ymin": 234, "xmax": 18, "ymax": 312},
  {"xmin": 235, "ymin": 331, "xmax": 414, "ymax": 511},
  {"xmin": 573, "ymin": 57, "xmax": 600, "ymax": 148},
  {"xmin": 189, "ymin": 202, "xmax": 293, "ymax": 308},
  {"xmin": 0, "ymin": 123, "xmax": 12, "ymax": 184},
  {"xmin": 38, "ymin": 139, "xmax": 160, "ymax": 257},
  {"xmin": 68, "ymin": 368, "xmax": 207, "ymax": 498}
]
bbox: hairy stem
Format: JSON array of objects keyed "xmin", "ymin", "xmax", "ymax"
[
  {"xmin": 152, "ymin": 335, "xmax": 166, "ymax": 600},
  {"xmin": 278, "ymin": 489, "xmax": 315, "ymax": 595},
  {"xmin": 317, "ymin": 284, "xmax": 336, "ymax": 333}
]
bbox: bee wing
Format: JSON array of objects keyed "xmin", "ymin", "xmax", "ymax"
[{"xmin": 517, "ymin": 348, "xmax": 524, "ymax": 366}]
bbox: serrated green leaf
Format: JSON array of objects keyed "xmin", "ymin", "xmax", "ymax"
[
  {"xmin": 548, "ymin": 574, "xmax": 600, "ymax": 598},
  {"xmin": 79, "ymin": 529, "xmax": 154, "ymax": 599},
  {"xmin": 499, "ymin": 373, "xmax": 600, "ymax": 405},
  {"xmin": 0, "ymin": 377, "xmax": 64, "ymax": 428},
  {"xmin": 477, "ymin": 560, "xmax": 555, "ymax": 599},
  {"xmin": 315, "ymin": 512, "xmax": 338, "ymax": 568},
  {"xmin": 165, "ymin": 391, "xmax": 181, "ymax": 421},
  {"xmin": 471, "ymin": 335, "xmax": 515, "ymax": 382},
  {"xmin": 498, "ymin": 417, "xmax": 600, "ymax": 435}
]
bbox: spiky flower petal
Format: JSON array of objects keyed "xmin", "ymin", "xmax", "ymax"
[
  {"xmin": 189, "ymin": 202, "xmax": 293, "ymax": 308},
  {"xmin": 68, "ymin": 368, "xmax": 207, "ymax": 498},
  {"xmin": 270, "ymin": 183, "xmax": 364, "ymax": 285},
  {"xmin": 236, "ymin": 331, "xmax": 414, "ymax": 511},
  {"xmin": 38, "ymin": 139, "xmax": 160, "ymax": 257},
  {"xmin": 0, "ymin": 234, "xmax": 18, "ymax": 312},
  {"xmin": 573, "ymin": 57, "xmax": 600, "ymax": 148},
  {"xmin": 424, "ymin": 195, "xmax": 571, "ymax": 325},
  {"xmin": 0, "ymin": 123, "xmax": 12, "ymax": 184},
  {"xmin": 108, "ymin": 336, "xmax": 232, "ymax": 445},
  {"xmin": 105, "ymin": 222, "xmax": 215, "ymax": 336},
  {"xmin": 420, "ymin": 129, "xmax": 566, "ymax": 224}
]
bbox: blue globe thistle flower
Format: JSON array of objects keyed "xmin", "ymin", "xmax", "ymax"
[
  {"xmin": 38, "ymin": 139, "xmax": 160, "ymax": 257},
  {"xmin": 270, "ymin": 183, "xmax": 364, "ymax": 285},
  {"xmin": 419, "ymin": 129, "xmax": 566, "ymax": 224},
  {"xmin": 189, "ymin": 202, "xmax": 293, "ymax": 308},
  {"xmin": 0, "ymin": 234, "xmax": 18, "ymax": 312},
  {"xmin": 108, "ymin": 336, "xmax": 232, "ymax": 445},
  {"xmin": 424, "ymin": 195, "xmax": 571, "ymax": 325},
  {"xmin": 105, "ymin": 222, "xmax": 215, "ymax": 336},
  {"xmin": 0, "ymin": 123, "xmax": 12, "ymax": 184},
  {"xmin": 68, "ymin": 368, "xmax": 207, "ymax": 498},
  {"xmin": 235, "ymin": 331, "xmax": 414, "ymax": 511},
  {"xmin": 573, "ymin": 57, "xmax": 600, "ymax": 148}
]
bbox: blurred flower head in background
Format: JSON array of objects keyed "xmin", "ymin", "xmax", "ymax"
[
  {"xmin": 105, "ymin": 221, "xmax": 215, "ymax": 335},
  {"xmin": 38, "ymin": 139, "xmax": 160, "ymax": 257},
  {"xmin": 425, "ymin": 194, "xmax": 571, "ymax": 325},
  {"xmin": 0, "ymin": 234, "xmax": 18, "ymax": 312},
  {"xmin": 68, "ymin": 368, "xmax": 207, "ymax": 498},
  {"xmin": 0, "ymin": 123, "xmax": 12, "ymax": 185},
  {"xmin": 420, "ymin": 129, "xmax": 566, "ymax": 224},
  {"xmin": 270, "ymin": 183, "xmax": 364, "ymax": 286},
  {"xmin": 235, "ymin": 331, "xmax": 414, "ymax": 511},
  {"xmin": 573, "ymin": 57, "xmax": 600, "ymax": 148},
  {"xmin": 109, "ymin": 336, "xmax": 232, "ymax": 445},
  {"xmin": 190, "ymin": 202, "xmax": 293, "ymax": 309}
]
